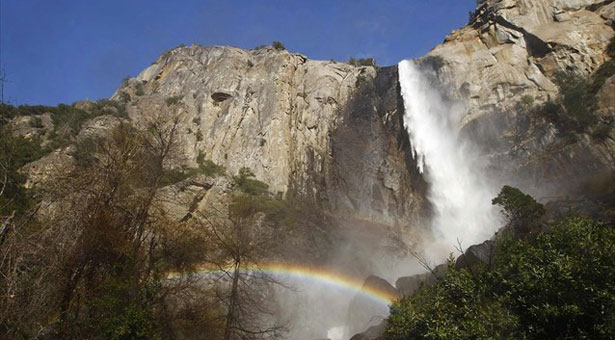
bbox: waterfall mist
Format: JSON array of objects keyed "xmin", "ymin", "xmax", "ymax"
[
  {"xmin": 272, "ymin": 60, "xmax": 504, "ymax": 340},
  {"xmin": 398, "ymin": 59, "xmax": 499, "ymax": 261}
]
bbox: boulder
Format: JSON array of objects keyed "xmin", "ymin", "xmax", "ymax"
[
  {"xmin": 346, "ymin": 276, "xmax": 398, "ymax": 337},
  {"xmin": 395, "ymin": 263, "xmax": 447, "ymax": 297},
  {"xmin": 455, "ymin": 240, "xmax": 496, "ymax": 270}
]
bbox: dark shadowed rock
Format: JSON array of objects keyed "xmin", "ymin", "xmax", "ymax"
[
  {"xmin": 395, "ymin": 263, "xmax": 448, "ymax": 297},
  {"xmin": 350, "ymin": 320, "xmax": 388, "ymax": 340},
  {"xmin": 455, "ymin": 240, "xmax": 496, "ymax": 270},
  {"xmin": 210, "ymin": 91, "xmax": 232, "ymax": 102},
  {"xmin": 346, "ymin": 275, "xmax": 398, "ymax": 337}
]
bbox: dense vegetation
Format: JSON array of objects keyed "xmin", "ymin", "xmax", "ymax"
[
  {"xmin": 540, "ymin": 68, "xmax": 613, "ymax": 142},
  {"xmin": 347, "ymin": 57, "xmax": 376, "ymax": 67},
  {"xmin": 534, "ymin": 37, "xmax": 615, "ymax": 145},
  {"xmin": 0, "ymin": 134, "xmax": 47, "ymax": 217},
  {"xmin": 0, "ymin": 101, "xmax": 129, "ymax": 217},
  {"xmin": 385, "ymin": 187, "xmax": 615, "ymax": 340},
  {"xmin": 0, "ymin": 101, "xmax": 128, "ymax": 151},
  {"xmin": 491, "ymin": 185, "xmax": 545, "ymax": 236},
  {"xmin": 0, "ymin": 103, "xmax": 322, "ymax": 340}
]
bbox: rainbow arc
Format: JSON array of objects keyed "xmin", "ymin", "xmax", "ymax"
[{"xmin": 168, "ymin": 261, "xmax": 398, "ymax": 306}]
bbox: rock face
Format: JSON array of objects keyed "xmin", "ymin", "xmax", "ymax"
[
  {"xmin": 455, "ymin": 240, "xmax": 496, "ymax": 270},
  {"xmin": 395, "ymin": 263, "xmax": 448, "ymax": 297},
  {"xmin": 428, "ymin": 0, "xmax": 613, "ymax": 120},
  {"xmin": 112, "ymin": 45, "xmax": 426, "ymax": 227},
  {"xmin": 20, "ymin": 1, "xmax": 610, "ymax": 238},
  {"xmin": 7, "ymin": 113, "xmax": 53, "ymax": 140},
  {"xmin": 421, "ymin": 0, "xmax": 615, "ymax": 197},
  {"xmin": 346, "ymin": 275, "xmax": 399, "ymax": 336}
]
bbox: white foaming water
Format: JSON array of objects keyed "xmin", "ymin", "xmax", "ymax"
[
  {"xmin": 327, "ymin": 326, "xmax": 348, "ymax": 340},
  {"xmin": 398, "ymin": 59, "xmax": 498, "ymax": 259}
]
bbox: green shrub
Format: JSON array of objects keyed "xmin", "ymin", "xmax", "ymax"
[
  {"xmin": 135, "ymin": 81, "xmax": 145, "ymax": 96},
  {"xmin": 71, "ymin": 137, "xmax": 100, "ymax": 167},
  {"xmin": 492, "ymin": 185, "xmax": 545, "ymax": 234},
  {"xmin": 159, "ymin": 168, "xmax": 191, "ymax": 187},
  {"xmin": 490, "ymin": 218, "xmax": 615, "ymax": 339},
  {"xmin": 121, "ymin": 75, "xmax": 131, "ymax": 86},
  {"xmin": 160, "ymin": 43, "xmax": 186, "ymax": 58},
  {"xmin": 90, "ymin": 99, "xmax": 128, "ymax": 118},
  {"xmin": 1, "ymin": 104, "xmax": 59, "ymax": 127},
  {"xmin": 591, "ymin": 116, "xmax": 615, "ymax": 143},
  {"xmin": 589, "ymin": 60, "xmax": 615, "ymax": 96},
  {"xmin": 385, "ymin": 217, "xmax": 615, "ymax": 340},
  {"xmin": 29, "ymin": 117, "xmax": 44, "ymax": 129},
  {"xmin": 233, "ymin": 167, "xmax": 269, "ymax": 195},
  {"xmin": 540, "ymin": 58, "xmax": 615, "ymax": 141},
  {"xmin": 1, "ymin": 101, "xmax": 127, "ymax": 154},
  {"xmin": 50, "ymin": 106, "xmax": 89, "ymax": 134},
  {"xmin": 386, "ymin": 260, "xmax": 518, "ymax": 340},
  {"xmin": 156, "ymin": 153, "xmax": 226, "ymax": 187},
  {"xmin": 355, "ymin": 72, "xmax": 367, "ymax": 87},
  {"xmin": 86, "ymin": 274, "xmax": 162, "ymax": 340},
  {"xmin": 555, "ymin": 71, "xmax": 597, "ymax": 129},
  {"xmin": 348, "ymin": 57, "xmax": 376, "ymax": 67},
  {"xmin": 196, "ymin": 152, "xmax": 225, "ymax": 177},
  {"xmin": 607, "ymin": 36, "xmax": 615, "ymax": 58},
  {"xmin": 517, "ymin": 95, "xmax": 534, "ymax": 111},
  {"xmin": 272, "ymin": 41, "xmax": 285, "ymax": 51},
  {"xmin": 119, "ymin": 91, "xmax": 131, "ymax": 102},
  {"xmin": 539, "ymin": 71, "xmax": 598, "ymax": 138},
  {"xmin": 165, "ymin": 96, "xmax": 183, "ymax": 106},
  {"xmin": 0, "ymin": 133, "xmax": 46, "ymax": 216}
]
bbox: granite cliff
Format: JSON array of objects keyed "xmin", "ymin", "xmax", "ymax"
[
  {"xmin": 421, "ymin": 0, "xmax": 615, "ymax": 197},
  {"xmin": 100, "ymin": 0, "xmax": 615, "ymax": 228},
  {"xmin": 3, "ymin": 0, "xmax": 615, "ymax": 338},
  {"xmin": 110, "ymin": 45, "xmax": 426, "ymax": 230},
  {"xmin": 8, "ymin": 0, "xmax": 613, "ymax": 282},
  {"xmin": 8, "ymin": 0, "xmax": 613, "ymax": 285}
]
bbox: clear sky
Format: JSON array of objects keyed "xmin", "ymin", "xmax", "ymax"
[{"xmin": 1, "ymin": 0, "xmax": 475, "ymax": 105}]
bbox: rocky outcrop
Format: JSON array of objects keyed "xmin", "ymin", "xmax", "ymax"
[
  {"xmin": 7, "ymin": 113, "xmax": 53, "ymax": 140},
  {"xmin": 112, "ymin": 45, "xmax": 425, "ymax": 227},
  {"xmin": 349, "ymin": 322, "xmax": 388, "ymax": 340},
  {"xmin": 419, "ymin": 0, "xmax": 615, "ymax": 197},
  {"xmin": 328, "ymin": 66, "xmax": 428, "ymax": 227},
  {"xmin": 347, "ymin": 276, "xmax": 398, "ymax": 339},
  {"xmin": 455, "ymin": 240, "xmax": 496, "ymax": 270},
  {"xmin": 428, "ymin": 0, "xmax": 613, "ymax": 120},
  {"xmin": 395, "ymin": 263, "xmax": 448, "ymax": 297},
  {"xmin": 115, "ymin": 45, "xmax": 362, "ymax": 197}
]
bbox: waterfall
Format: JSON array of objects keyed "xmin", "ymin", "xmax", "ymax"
[{"xmin": 398, "ymin": 60, "xmax": 498, "ymax": 258}]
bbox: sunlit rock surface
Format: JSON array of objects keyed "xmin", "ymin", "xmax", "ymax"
[
  {"xmin": 427, "ymin": 0, "xmax": 613, "ymax": 121},
  {"xmin": 419, "ymin": 0, "xmax": 615, "ymax": 197},
  {"xmin": 112, "ymin": 45, "xmax": 426, "ymax": 227}
]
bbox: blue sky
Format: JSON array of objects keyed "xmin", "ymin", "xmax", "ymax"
[{"xmin": 1, "ymin": 0, "xmax": 475, "ymax": 105}]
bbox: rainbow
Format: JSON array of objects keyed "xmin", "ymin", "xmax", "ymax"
[{"xmin": 168, "ymin": 261, "xmax": 398, "ymax": 306}]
